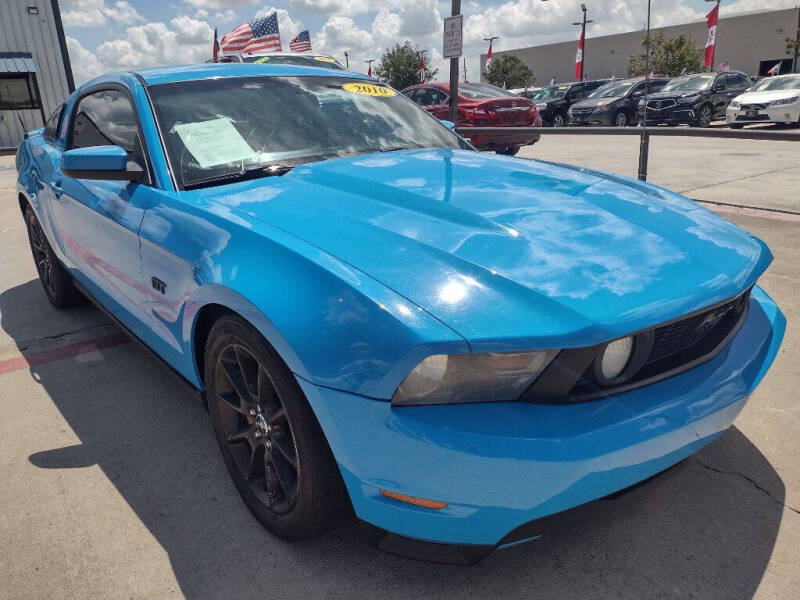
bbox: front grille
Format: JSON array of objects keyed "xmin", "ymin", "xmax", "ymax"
[
  {"xmin": 524, "ymin": 289, "xmax": 751, "ymax": 404},
  {"xmin": 740, "ymin": 103, "xmax": 766, "ymax": 110},
  {"xmin": 571, "ymin": 107, "xmax": 593, "ymax": 115},
  {"xmin": 646, "ymin": 296, "xmax": 743, "ymax": 364},
  {"xmin": 647, "ymin": 99, "xmax": 676, "ymax": 110}
]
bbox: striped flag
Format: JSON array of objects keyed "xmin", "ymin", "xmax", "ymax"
[
  {"xmin": 221, "ymin": 13, "xmax": 281, "ymax": 54},
  {"xmin": 290, "ymin": 30, "xmax": 311, "ymax": 53}
]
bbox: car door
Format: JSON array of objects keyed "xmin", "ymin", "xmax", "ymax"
[
  {"xmin": 50, "ymin": 87, "xmax": 153, "ymax": 330},
  {"xmin": 710, "ymin": 75, "xmax": 731, "ymax": 116}
]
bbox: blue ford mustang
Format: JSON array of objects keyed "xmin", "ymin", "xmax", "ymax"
[{"xmin": 16, "ymin": 64, "xmax": 785, "ymax": 564}]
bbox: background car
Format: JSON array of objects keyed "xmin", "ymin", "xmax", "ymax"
[
  {"xmin": 568, "ymin": 77, "xmax": 670, "ymax": 126},
  {"xmin": 402, "ymin": 81, "xmax": 541, "ymax": 155},
  {"xmin": 214, "ymin": 51, "xmax": 346, "ymax": 70},
  {"xmin": 530, "ymin": 80, "xmax": 610, "ymax": 127},
  {"xmin": 509, "ymin": 86, "xmax": 542, "ymax": 97},
  {"xmin": 726, "ymin": 73, "xmax": 800, "ymax": 128},
  {"xmin": 638, "ymin": 71, "xmax": 751, "ymax": 127}
]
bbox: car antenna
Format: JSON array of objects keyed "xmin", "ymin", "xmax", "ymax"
[{"xmin": 17, "ymin": 113, "xmax": 28, "ymax": 137}]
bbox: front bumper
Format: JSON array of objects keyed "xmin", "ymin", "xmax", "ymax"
[
  {"xmin": 727, "ymin": 105, "xmax": 800, "ymax": 125},
  {"xmin": 299, "ymin": 286, "xmax": 784, "ymax": 562},
  {"xmin": 638, "ymin": 106, "xmax": 696, "ymax": 125},
  {"xmin": 569, "ymin": 110, "xmax": 615, "ymax": 126}
]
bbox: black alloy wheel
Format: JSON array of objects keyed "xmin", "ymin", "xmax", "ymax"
[
  {"xmin": 551, "ymin": 112, "xmax": 566, "ymax": 128},
  {"xmin": 696, "ymin": 104, "xmax": 713, "ymax": 128},
  {"xmin": 214, "ymin": 342, "xmax": 300, "ymax": 515},
  {"xmin": 205, "ymin": 316, "xmax": 348, "ymax": 541},
  {"xmin": 24, "ymin": 206, "xmax": 82, "ymax": 308},
  {"xmin": 614, "ymin": 111, "xmax": 628, "ymax": 127}
]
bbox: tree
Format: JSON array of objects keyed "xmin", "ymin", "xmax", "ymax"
[
  {"xmin": 483, "ymin": 55, "xmax": 535, "ymax": 89},
  {"xmin": 628, "ymin": 32, "xmax": 704, "ymax": 77},
  {"xmin": 374, "ymin": 42, "xmax": 438, "ymax": 90}
]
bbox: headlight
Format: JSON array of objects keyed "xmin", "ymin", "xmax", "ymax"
[
  {"xmin": 770, "ymin": 96, "xmax": 799, "ymax": 107},
  {"xmin": 392, "ymin": 350, "xmax": 558, "ymax": 406},
  {"xmin": 729, "ymin": 101, "xmax": 740, "ymax": 109},
  {"xmin": 598, "ymin": 336, "xmax": 634, "ymax": 382},
  {"xmin": 638, "ymin": 99, "xmax": 645, "ymax": 107},
  {"xmin": 678, "ymin": 94, "xmax": 699, "ymax": 105}
]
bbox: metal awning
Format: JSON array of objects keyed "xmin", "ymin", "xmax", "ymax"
[{"xmin": 0, "ymin": 52, "xmax": 38, "ymax": 74}]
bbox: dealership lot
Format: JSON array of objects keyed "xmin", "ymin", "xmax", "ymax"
[{"xmin": 1, "ymin": 136, "xmax": 799, "ymax": 599}]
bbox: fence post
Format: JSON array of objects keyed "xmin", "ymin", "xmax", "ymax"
[{"xmin": 637, "ymin": 129, "xmax": 650, "ymax": 181}]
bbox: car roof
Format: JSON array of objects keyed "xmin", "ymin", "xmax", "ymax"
[{"xmin": 131, "ymin": 63, "xmax": 370, "ymax": 85}]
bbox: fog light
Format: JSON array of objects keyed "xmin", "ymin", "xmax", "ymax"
[{"xmin": 600, "ymin": 336, "xmax": 634, "ymax": 381}]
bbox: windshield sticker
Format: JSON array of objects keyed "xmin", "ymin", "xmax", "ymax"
[
  {"xmin": 342, "ymin": 83, "xmax": 397, "ymax": 97},
  {"xmin": 254, "ymin": 56, "xmax": 270, "ymax": 63},
  {"xmin": 314, "ymin": 56, "xmax": 336, "ymax": 63},
  {"xmin": 173, "ymin": 118, "xmax": 256, "ymax": 169}
]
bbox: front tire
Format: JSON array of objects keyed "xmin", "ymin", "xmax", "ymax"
[
  {"xmin": 205, "ymin": 315, "xmax": 348, "ymax": 541},
  {"xmin": 730, "ymin": 123, "xmax": 744, "ymax": 129},
  {"xmin": 695, "ymin": 104, "xmax": 713, "ymax": 128},
  {"xmin": 551, "ymin": 112, "xmax": 567, "ymax": 128},
  {"xmin": 25, "ymin": 206, "xmax": 83, "ymax": 309},
  {"xmin": 613, "ymin": 111, "xmax": 628, "ymax": 127}
]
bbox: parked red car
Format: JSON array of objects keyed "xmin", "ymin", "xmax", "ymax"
[{"xmin": 402, "ymin": 82, "xmax": 541, "ymax": 156}]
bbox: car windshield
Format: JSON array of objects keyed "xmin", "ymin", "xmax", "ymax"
[
  {"xmin": 149, "ymin": 75, "xmax": 464, "ymax": 189},
  {"xmin": 459, "ymin": 83, "xmax": 511, "ymax": 99},
  {"xmin": 749, "ymin": 75, "xmax": 800, "ymax": 91},
  {"xmin": 661, "ymin": 74, "xmax": 714, "ymax": 92},
  {"xmin": 242, "ymin": 55, "xmax": 344, "ymax": 70},
  {"xmin": 531, "ymin": 85, "xmax": 570, "ymax": 101},
  {"xmin": 588, "ymin": 81, "xmax": 635, "ymax": 98}
]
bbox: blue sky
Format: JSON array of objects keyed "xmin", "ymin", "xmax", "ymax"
[{"xmin": 61, "ymin": 0, "xmax": 794, "ymax": 83}]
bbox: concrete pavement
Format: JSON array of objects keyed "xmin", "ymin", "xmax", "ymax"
[{"xmin": 1, "ymin": 146, "xmax": 799, "ymax": 599}]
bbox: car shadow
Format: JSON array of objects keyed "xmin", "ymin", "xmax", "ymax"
[{"xmin": 1, "ymin": 279, "xmax": 786, "ymax": 599}]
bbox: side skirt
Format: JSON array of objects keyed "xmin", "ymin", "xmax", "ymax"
[{"xmin": 73, "ymin": 281, "xmax": 206, "ymax": 406}]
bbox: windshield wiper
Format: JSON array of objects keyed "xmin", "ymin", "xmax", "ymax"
[{"xmin": 183, "ymin": 163, "xmax": 294, "ymax": 190}]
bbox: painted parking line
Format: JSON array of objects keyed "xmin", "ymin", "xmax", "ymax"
[{"xmin": 0, "ymin": 332, "xmax": 130, "ymax": 375}]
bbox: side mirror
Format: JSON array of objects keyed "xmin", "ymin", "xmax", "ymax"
[
  {"xmin": 439, "ymin": 119, "xmax": 456, "ymax": 131},
  {"xmin": 61, "ymin": 145, "xmax": 145, "ymax": 182}
]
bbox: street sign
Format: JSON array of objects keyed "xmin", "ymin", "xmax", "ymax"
[{"xmin": 443, "ymin": 14, "xmax": 463, "ymax": 59}]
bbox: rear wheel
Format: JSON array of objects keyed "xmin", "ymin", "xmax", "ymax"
[
  {"xmin": 497, "ymin": 146, "xmax": 521, "ymax": 156},
  {"xmin": 24, "ymin": 206, "xmax": 83, "ymax": 309},
  {"xmin": 205, "ymin": 316, "xmax": 348, "ymax": 541}
]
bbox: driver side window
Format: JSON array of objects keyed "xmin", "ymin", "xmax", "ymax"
[{"xmin": 71, "ymin": 89, "xmax": 145, "ymax": 167}]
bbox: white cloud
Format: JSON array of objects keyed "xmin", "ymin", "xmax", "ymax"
[
  {"xmin": 282, "ymin": 0, "xmax": 373, "ymax": 15},
  {"xmin": 183, "ymin": 0, "xmax": 255, "ymax": 9},
  {"xmin": 61, "ymin": 0, "xmax": 144, "ymax": 28},
  {"xmin": 66, "ymin": 36, "xmax": 104, "ymax": 84}
]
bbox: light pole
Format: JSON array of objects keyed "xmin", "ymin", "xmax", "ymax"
[
  {"xmin": 343, "ymin": 51, "xmax": 349, "ymax": 70},
  {"xmin": 572, "ymin": 4, "xmax": 593, "ymax": 81},
  {"xmin": 448, "ymin": 0, "xmax": 461, "ymax": 123},
  {"xmin": 638, "ymin": 0, "xmax": 652, "ymax": 181}
]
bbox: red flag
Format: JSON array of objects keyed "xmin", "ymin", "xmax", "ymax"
[
  {"xmin": 418, "ymin": 53, "xmax": 425, "ymax": 82},
  {"xmin": 213, "ymin": 28, "xmax": 220, "ymax": 61},
  {"xmin": 486, "ymin": 40, "xmax": 493, "ymax": 68},
  {"xmin": 575, "ymin": 28, "xmax": 584, "ymax": 79},
  {"xmin": 704, "ymin": 4, "xmax": 719, "ymax": 68}
]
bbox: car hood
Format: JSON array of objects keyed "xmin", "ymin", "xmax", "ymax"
[
  {"xmin": 734, "ymin": 89, "xmax": 800, "ymax": 104},
  {"xmin": 214, "ymin": 149, "xmax": 770, "ymax": 350},
  {"xmin": 572, "ymin": 97, "xmax": 620, "ymax": 109}
]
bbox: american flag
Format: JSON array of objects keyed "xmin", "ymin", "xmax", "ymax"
[
  {"xmin": 221, "ymin": 13, "xmax": 281, "ymax": 54},
  {"xmin": 290, "ymin": 30, "xmax": 311, "ymax": 53}
]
